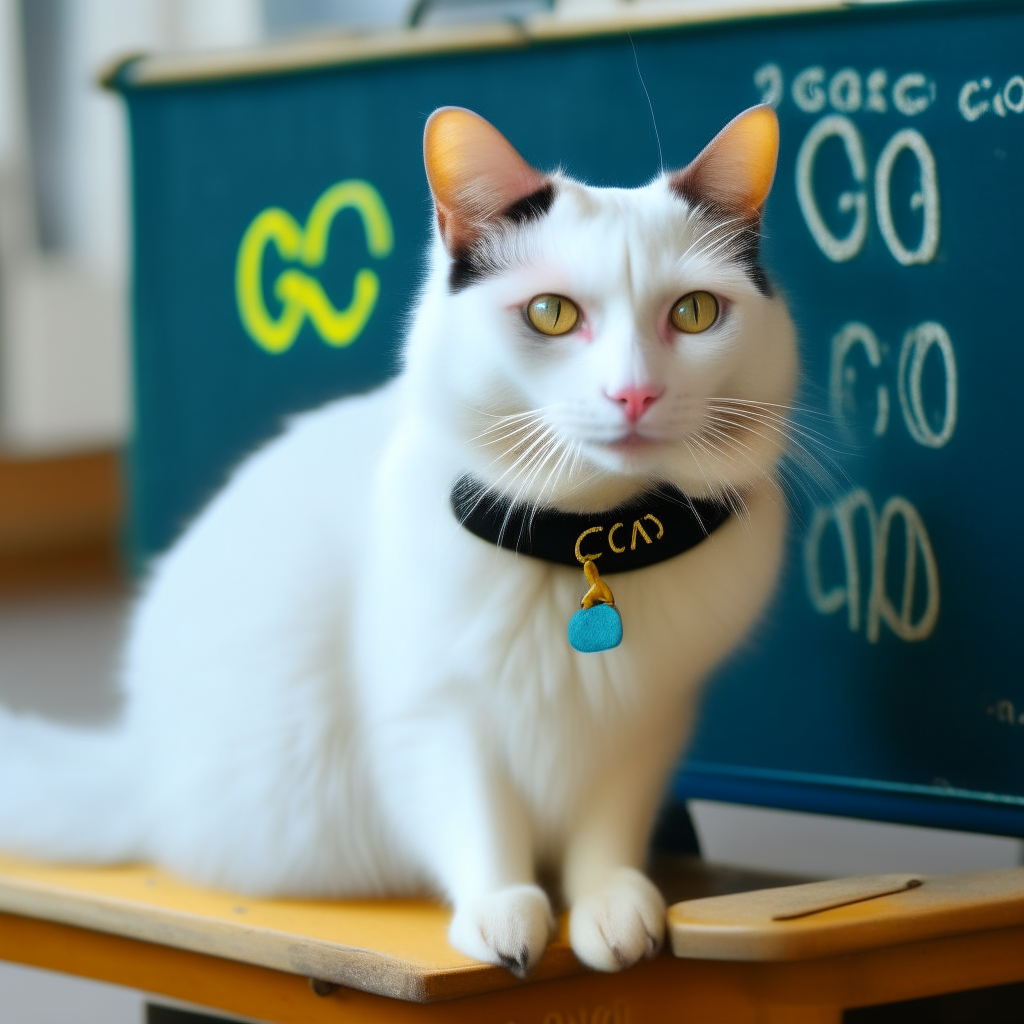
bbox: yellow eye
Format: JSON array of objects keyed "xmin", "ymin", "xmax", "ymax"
[
  {"xmin": 527, "ymin": 294, "xmax": 579, "ymax": 336},
  {"xmin": 670, "ymin": 291, "xmax": 719, "ymax": 334}
]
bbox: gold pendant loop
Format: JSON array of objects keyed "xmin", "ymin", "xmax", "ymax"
[{"xmin": 581, "ymin": 559, "xmax": 615, "ymax": 609}]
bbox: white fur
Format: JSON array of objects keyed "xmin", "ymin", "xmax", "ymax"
[{"xmin": 0, "ymin": 173, "xmax": 796, "ymax": 975}]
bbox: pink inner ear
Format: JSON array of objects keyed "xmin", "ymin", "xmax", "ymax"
[
  {"xmin": 669, "ymin": 105, "xmax": 779, "ymax": 217},
  {"xmin": 424, "ymin": 107, "xmax": 548, "ymax": 252}
]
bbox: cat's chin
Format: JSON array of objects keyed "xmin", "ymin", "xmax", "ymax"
[
  {"xmin": 581, "ymin": 441, "xmax": 752, "ymax": 503},
  {"xmin": 584, "ymin": 436, "xmax": 665, "ymax": 474},
  {"xmin": 604, "ymin": 435, "xmax": 658, "ymax": 454}
]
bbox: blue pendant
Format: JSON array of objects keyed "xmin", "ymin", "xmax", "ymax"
[{"xmin": 568, "ymin": 603, "xmax": 623, "ymax": 653}]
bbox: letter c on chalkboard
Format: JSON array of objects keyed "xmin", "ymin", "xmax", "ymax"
[
  {"xmin": 958, "ymin": 80, "xmax": 990, "ymax": 122},
  {"xmin": 829, "ymin": 322, "xmax": 889, "ymax": 439}
]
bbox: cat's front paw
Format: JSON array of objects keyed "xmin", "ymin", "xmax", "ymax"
[
  {"xmin": 448, "ymin": 883, "xmax": 555, "ymax": 978},
  {"xmin": 568, "ymin": 867, "xmax": 666, "ymax": 972}
]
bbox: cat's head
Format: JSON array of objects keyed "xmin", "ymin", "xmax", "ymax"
[{"xmin": 408, "ymin": 105, "xmax": 797, "ymax": 512}]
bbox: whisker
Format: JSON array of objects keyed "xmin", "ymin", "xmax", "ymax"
[
  {"xmin": 525, "ymin": 440, "xmax": 577, "ymax": 540},
  {"xmin": 687, "ymin": 228, "xmax": 752, "ymax": 265},
  {"xmin": 495, "ymin": 448, "xmax": 551, "ymax": 546},
  {"xmin": 687, "ymin": 433, "xmax": 754, "ymax": 524},
  {"xmin": 708, "ymin": 396, "xmax": 834, "ymax": 418},
  {"xmin": 468, "ymin": 409, "xmax": 551, "ymax": 444},
  {"xmin": 477, "ymin": 420, "xmax": 551, "ymax": 474},
  {"xmin": 701, "ymin": 420, "xmax": 767, "ymax": 462},
  {"xmin": 703, "ymin": 402, "xmax": 853, "ymax": 513},
  {"xmin": 461, "ymin": 424, "xmax": 558, "ymax": 528},
  {"xmin": 705, "ymin": 407, "xmax": 852, "ymax": 476},
  {"xmin": 499, "ymin": 427, "xmax": 557, "ymax": 487},
  {"xmin": 678, "ymin": 216, "xmax": 747, "ymax": 264},
  {"xmin": 705, "ymin": 411, "xmax": 851, "ymax": 479},
  {"xmin": 538, "ymin": 439, "xmax": 575, "ymax": 504},
  {"xmin": 682, "ymin": 224, "xmax": 757, "ymax": 268},
  {"xmin": 505, "ymin": 435, "xmax": 564, "ymax": 547},
  {"xmin": 469, "ymin": 418, "xmax": 540, "ymax": 445},
  {"xmin": 682, "ymin": 433, "xmax": 724, "ymax": 498},
  {"xmin": 705, "ymin": 404, "xmax": 841, "ymax": 447},
  {"xmin": 707, "ymin": 412, "xmax": 838, "ymax": 465}
]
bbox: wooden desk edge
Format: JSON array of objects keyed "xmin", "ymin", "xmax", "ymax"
[
  {"xmin": 0, "ymin": 878, "xmax": 586, "ymax": 1004},
  {"xmin": 5, "ymin": 910, "xmax": 1024, "ymax": 1024},
  {"xmin": 666, "ymin": 868, "xmax": 1024, "ymax": 962}
]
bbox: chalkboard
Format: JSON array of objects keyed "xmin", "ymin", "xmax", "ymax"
[{"xmin": 114, "ymin": 0, "xmax": 1024, "ymax": 836}]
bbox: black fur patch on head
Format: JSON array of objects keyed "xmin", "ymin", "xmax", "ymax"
[
  {"xmin": 501, "ymin": 182, "xmax": 556, "ymax": 224},
  {"xmin": 749, "ymin": 262, "xmax": 772, "ymax": 297},
  {"xmin": 731, "ymin": 219, "xmax": 773, "ymax": 297},
  {"xmin": 668, "ymin": 175, "xmax": 703, "ymax": 212},
  {"xmin": 449, "ymin": 247, "xmax": 487, "ymax": 292},
  {"xmin": 448, "ymin": 183, "xmax": 557, "ymax": 294}
]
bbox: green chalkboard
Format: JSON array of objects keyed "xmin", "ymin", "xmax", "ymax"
[{"xmin": 116, "ymin": 0, "xmax": 1024, "ymax": 835}]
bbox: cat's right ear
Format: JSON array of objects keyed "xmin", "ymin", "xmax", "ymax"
[
  {"xmin": 669, "ymin": 105, "xmax": 780, "ymax": 217},
  {"xmin": 424, "ymin": 107, "xmax": 550, "ymax": 254}
]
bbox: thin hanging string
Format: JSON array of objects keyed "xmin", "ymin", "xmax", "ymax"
[{"xmin": 629, "ymin": 32, "xmax": 663, "ymax": 173}]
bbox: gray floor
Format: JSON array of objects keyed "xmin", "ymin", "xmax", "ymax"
[
  {"xmin": 0, "ymin": 590, "xmax": 127, "ymax": 724},
  {"xmin": 0, "ymin": 960, "xmax": 145, "ymax": 1024},
  {"xmin": 0, "ymin": 592, "xmax": 1019, "ymax": 1022},
  {"xmin": 0, "ymin": 591, "xmax": 145, "ymax": 1024}
]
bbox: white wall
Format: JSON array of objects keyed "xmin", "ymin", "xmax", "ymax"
[
  {"xmin": 66, "ymin": 0, "xmax": 263, "ymax": 285},
  {"xmin": 0, "ymin": 1, "xmax": 22, "ymax": 170},
  {"xmin": 0, "ymin": 0, "xmax": 262, "ymax": 456},
  {"xmin": 690, "ymin": 800, "xmax": 1024, "ymax": 878}
]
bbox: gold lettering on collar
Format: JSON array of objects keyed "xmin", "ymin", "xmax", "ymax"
[
  {"xmin": 575, "ymin": 525, "xmax": 604, "ymax": 564},
  {"xmin": 608, "ymin": 522, "xmax": 626, "ymax": 554},
  {"xmin": 644, "ymin": 513, "xmax": 664, "ymax": 539},
  {"xmin": 631, "ymin": 519, "xmax": 653, "ymax": 550}
]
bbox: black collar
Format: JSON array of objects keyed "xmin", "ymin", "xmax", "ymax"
[{"xmin": 450, "ymin": 475, "xmax": 730, "ymax": 574}]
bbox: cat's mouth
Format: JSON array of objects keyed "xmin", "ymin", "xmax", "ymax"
[{"xmin": 601, "ymin": 432, "xmax": 660, "ymax": 454}]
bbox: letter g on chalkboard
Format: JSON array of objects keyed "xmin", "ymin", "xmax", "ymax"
[{"xmin": 235, "ymin": 180, "xmax": 394, "ymax": 354}]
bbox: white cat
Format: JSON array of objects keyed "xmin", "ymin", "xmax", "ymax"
[{"xmin": 0, "ymin": 104, "xmax": 796, "ymax": 975}]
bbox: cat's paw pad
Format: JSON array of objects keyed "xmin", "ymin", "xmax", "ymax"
[
  {"xmin": 569, "ymin": 867, "xmax": 666, "ymax": 972},
  {"xmin": 448, "ymin": 884, "xmax": 555, "ymax": 978}
]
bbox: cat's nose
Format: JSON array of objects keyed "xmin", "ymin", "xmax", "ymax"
[{"xmin": 608, "ymin": 385, "xmax": 663, "ymax": 423}]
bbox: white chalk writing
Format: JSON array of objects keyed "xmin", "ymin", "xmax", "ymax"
[{"xmin": 805, "ymin": 489, "xmax": 940, "ymax": 643}]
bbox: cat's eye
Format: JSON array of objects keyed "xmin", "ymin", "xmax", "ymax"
[
  {"xmin": 670, "ymin": 291, "xmax": 719, "ymax": 334},
  {"xmin": 527, "ymin": 294, "xmax": 579, "ymax": 336}
]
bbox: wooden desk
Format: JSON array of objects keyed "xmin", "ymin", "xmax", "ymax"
[{"xmin": 2, "ymin": 854, "xmax": 1024, "ymax": 1023}]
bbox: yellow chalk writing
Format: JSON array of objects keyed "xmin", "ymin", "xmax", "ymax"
[{"xmin": 235, "ymin": 179, "xmax": 393, "ymax": 354}]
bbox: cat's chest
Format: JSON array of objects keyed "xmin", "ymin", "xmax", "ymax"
[
  {"xmin": 359, "ymin": 481, "xmax": 733, "ymax": 705},
  {"xmin": 426, "ymin": 546, "xmax": 691, "ymax": 743},
  {"xmin": 358, "ymin": 431, "xmax": 785, "ymax": 729}
]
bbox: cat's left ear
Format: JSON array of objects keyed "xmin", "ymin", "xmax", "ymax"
[
  {"xmin": 424, "ymin": 107, "xmax": 550, "ymax": 253},
  {"xmin": 669, "ymin": 105, "xmax": 779, "ymax": 217}
]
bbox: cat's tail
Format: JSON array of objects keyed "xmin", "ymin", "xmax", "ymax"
[{"xmin": 0, "ymin": 706, "xmax": 143, "ymax": 863}]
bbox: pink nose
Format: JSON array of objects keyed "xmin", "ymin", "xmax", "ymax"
[{"xmin": 609, "ymin": 385, "xmax": 663, "ymax": 423}]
